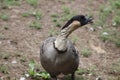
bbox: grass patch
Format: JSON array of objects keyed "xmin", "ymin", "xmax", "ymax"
[
  {"xmin": 29, "ymin": 20, "xmax": 42, "ymax": 29},
  {"xmin": 62, "ymin": 6, "xmax": 71, "ymax": 14},
  {"xmin": 62, "ymin": 6, "xmax": 70, "ymax": 14},
  {"xmin": 0, "ymin": 33, "xmax": 4, "ymax": 39},
  {"xmin": 3, "ymin": 25, "xmax": 9, "ymax": 30},
  {"xmin": 61, "ymin": 13, "xmax": 75, "ymax": 21},
  {"xmin": 51, "ymin": 13, "xmax": 59, "ymax": 18},
  {"xmin": 100, "ymin": 31, "xmax": 111, "ymax": 42},
  {"xmin": 95, "ymin": 0, "xmax": 120, "ymax": 47},
  {"xmin": 98, "ymin": 5, "xmax": 112, "ymax": 27},
  {"xmin": 0, "ymin": 14, "xmax": 9, "ymax": 21},
  {"xmin": 54, "ymin": 21, "xmax": 61, "ymax": 27},
  {"xmin": 107, "ymin": 76, "xmax": 120, "ymax": 80},
  {"xmin": 22, "ymin": 10, "xmax": 42, "ymax": 20},
  {"xmin": 48, "ymin": 27, "xmax": 58, "ymax": 36},
  {"xmin": 28, "ymin": 59, "xmax": 36, "ymax": 76},
  {"xmin": 26, "ymin": 0, "xmax": 38, "ymax": 7},
  {"xmin": 32, "ymin": 10, "xmax": 42, "ymax": 20},
  {"xmin": 51, "ymin": 6, "xmax": 76, "ymax": 29},
  {"xmin": 28, "ymin": 59, "xmax": 50, "ymax": 79},
  {"xmin": 2, "ymin": 54, "xmax": 10, "ymax": 60},
  {"xmin": 77, "ymin": 65, "xmax": 96, "ymax": 76},
  {"xmin": 51, "ymin": 13, "xmax": 62, "ymax": 28},
  {"xmin": 22, "ymin": 12, "xmax": 30, "ymax": 17},
  {"xmin": 20, "ymin": 56, "xmax": 27, "ymax": 63},
  {"xmin": 52, "ymin": 18, "xmax": 57, "ymax": 22},
  {"xmin": 100, "ymin": 29, "xmax": 120, "ymax": 47},
  {"xmin": 114, "ymin": 39, "xmax": 120, "ymax": 47},
  {"xmin": 1, "ymin": 0, "xmax": 20, "ymax": 8},
  {"xmin": 113, "ymin": 15, "xmax": 120, "ymax": 27},
  {"xmin": 114, "ymin": 0, "xmax": 120, "ymax": 9},
  {"xmin": 77, "ymin": 68, "xmax": 90, "ymax": 75},
  {"xmin": 15, "ymin": 53, "xmax": 21, "ymax": 57},
  {"xmin": 61, "ymin": 6, "xmax": 76, "ymax": 22},
  {"xmin": 0, "ymin": 65, "xmax": 9, "ymax": 74},
  {"xmin": 77, "ymin": 66, "xmax": 96, "ymax": 78},
  {"xmin": 108, "ymin": 61, "xmax": 120, "ymax": 75},
  {"xmin": 81, "ymin": 48, "xmax": 91, "ymax": 57}
]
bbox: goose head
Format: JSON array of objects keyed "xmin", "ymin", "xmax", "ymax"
[
  {"xmin": 61, "ymin": 15, "xmax": 93, "ymax": 36},
  {"xmin": 61, "ymin": 15, "xmax": 93, "ymax": 30}
]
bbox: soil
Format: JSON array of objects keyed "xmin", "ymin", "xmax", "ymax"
[{"xmin": 0, "ymin": 0, "xmax": 120, "ymax": 80}]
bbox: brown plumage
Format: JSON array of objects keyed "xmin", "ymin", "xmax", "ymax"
[{"xmin": 40, "ymin": 15, "xmax": 93, "ymax": 80}]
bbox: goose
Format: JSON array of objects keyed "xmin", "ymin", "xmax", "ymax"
[{"xmin": 40, "ymin": 15, "xmax": 93, "ymax": 80}]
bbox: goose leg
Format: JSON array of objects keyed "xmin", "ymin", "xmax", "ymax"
[
  {"xmin": 50, "ymin": 75, "xmax": 57, "ymax": 80},
  {"xmin": 71, "ymin": 72, "xmax": 75, "ymax": 80}
]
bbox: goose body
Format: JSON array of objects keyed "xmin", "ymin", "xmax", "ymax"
[
  {"xmin": 40, "ymin": 15, "xmax": 93, "ymax": 80},
  {"xmin": 40, "ymin": 37, "xmax": 79, "ymax": 75}
]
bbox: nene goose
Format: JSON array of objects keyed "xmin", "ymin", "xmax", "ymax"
[{"xmin": 40, "ymin": 15, "xmax": 93, "ymax": 80}]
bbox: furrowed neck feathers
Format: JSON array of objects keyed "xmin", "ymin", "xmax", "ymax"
[{"xmin": 54, "ymin": 21, "xmax": 80, "ymax": 52}]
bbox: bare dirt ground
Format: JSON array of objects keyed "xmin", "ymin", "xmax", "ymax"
[{"xmin": 0, "ymin": 0, "xmax": 120, "ymax": 80}]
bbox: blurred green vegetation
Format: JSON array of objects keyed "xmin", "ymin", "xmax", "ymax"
[
  {"xmin": 26, "ymin": 0, "xmax": 38, "ymax": 7},
  {"xmin": 0, "ymin": 13, "xmax": 9, "ymax": 21},
  {"xmin": 94, "ymin": 0, "xmax": 120, "ymax": 47},
  {"xmin": 29, "ymin": 20, "xmax": 42, "ymax": 29}
]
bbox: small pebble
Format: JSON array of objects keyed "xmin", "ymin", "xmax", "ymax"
[
  {"xmin": 12, "ymin": 60, "xmax": 17, "ymax": 64},
  {"xmin": 32, "ymin": 12, "xmax": 36, "ymax": 15},
  {"xmin": 97, "ymin": 26, "xmax": 102, "ymax": 29},
  {"xmin": 20, "ymin": 77, "xmax": 26, "ymax": 80},
  {"xmin": 88, "ymin": 73, "xmax": 92, "ymax": 76},
  {"xmin": 102, "ymin": 32, "xmax": 109, "ymax": 35},
  {"xmin": 112, "ymin": 22, "xmax": 117, "ymax": 26},
  {"xmin": 25, "ymin": 74, "xmax": 29, "ymax": 77},
  {"xmin": 89, "ymin": 27, "xmax": 95, "ymax": 31},
  {"xmin": 96, "ymin": 77, "xmax": 102, "ymax": 80}
]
